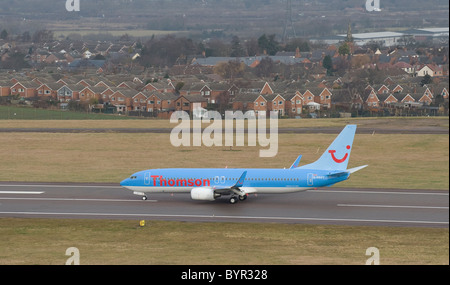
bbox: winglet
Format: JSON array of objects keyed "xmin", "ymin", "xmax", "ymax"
[
  {"xmin": 234, "ymin": 171, "xmax": 247, "ymax": 188},
  {"xmin": 289, "ymin": 155, "xmax": 302, "ymax": 169}
]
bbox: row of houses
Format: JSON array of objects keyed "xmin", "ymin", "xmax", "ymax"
[{"xmin": 0, "ymin": 72, "xmax": 448, "ymax": 117}]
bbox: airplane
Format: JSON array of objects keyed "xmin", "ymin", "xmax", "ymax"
[{"xmin": 120, "ymin": 125, "xmax": 367, "ymax": 204}]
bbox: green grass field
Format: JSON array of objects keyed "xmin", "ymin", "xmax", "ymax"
[
  {"xmin": 0, "ymin": 106, "xmax": 137, "ymax": 120},
  {"xmin": 0, "ymin": 131, "xmax": 447, "ymax": 189},
  {"xmin": 0, "ymin": 218, "xmax": 447, "ymax": 265}
]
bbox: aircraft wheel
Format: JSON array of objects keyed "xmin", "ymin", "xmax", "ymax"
[
  {"xmin": 229, "ymin": 196, "xmax": 238, "ymax": 204},
  {"xmin": 239, "ymin": 194, "xmax": 247, "ymax": 201},
  {"xmin": 142, "ymin": 196, "xmax": 148, "ymax": 201}
]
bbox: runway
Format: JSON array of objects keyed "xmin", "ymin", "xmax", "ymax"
[{"xmin": 0, "ymin": 182, "xmax": 448, "ymax": 228}]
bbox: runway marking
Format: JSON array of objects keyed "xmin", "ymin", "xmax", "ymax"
[
  {"xmin": 338, "ymin": 204, "xmax": 449, "ymax": 210},
  {"xmin": 0, "ymin": 197, "xmax": 157, "ymax": 203},
  {"xmin": 0, "ymin": 211, "xmax": 447, "ymax": 226},
  {"xmin": 0, "ymin": 191, "xmax": 44, "ymax": 195},
  {"xmin": 0, "ymin": 184, "xmax": 122, "ymax": 189}
]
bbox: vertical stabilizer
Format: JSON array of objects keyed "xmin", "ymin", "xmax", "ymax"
[{"xmin": 298, "ymin": 125, "xmax": 357, "ymax": 171}]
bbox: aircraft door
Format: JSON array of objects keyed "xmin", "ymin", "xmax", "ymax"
[
  {"xmin": 144, "ymin": 172, "xmax": 151, "ymax": 185},
  {"xmin": 307, "ymin": 173, "xmax": 314, "ymax": 186}
]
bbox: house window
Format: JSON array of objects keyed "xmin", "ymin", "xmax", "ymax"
[
  {"xmin": 273, "ymin": 102, "xmax": 277, "ymax": 106},
  {"xmin": 183, "ymin": 102, "xmax": 189, "ymax": 107},
  {"xmin": 255, "ymin": 102, "xmax": 259, "ymax": 106},
  {"xmin": 118, "ymin": 97, "xmax": 124, "ymax": 102},
  {"xmin": 260, "ymin": 102, "xmax": 265, "ymax": 106},
  {"xmin": 278, "ymin": 101, "xmax": 283, "ymax": 105},
  {"xmin": 296, "ymin": 100, "xmax": 301, "ymax": 104}
]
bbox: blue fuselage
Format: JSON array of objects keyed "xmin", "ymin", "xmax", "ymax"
[{"xmin": 120, "ymin": 168, "xmax": 350, "ymax": 194}]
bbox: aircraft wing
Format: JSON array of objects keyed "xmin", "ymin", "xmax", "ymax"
[{"xmin": 212, "ymin": 171, "xmax": 248, "ymax": 196}]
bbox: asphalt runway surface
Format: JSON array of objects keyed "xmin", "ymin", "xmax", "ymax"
[{"xmin": 0, "ymin": 182, "xmax": 447, "ymax": 228}]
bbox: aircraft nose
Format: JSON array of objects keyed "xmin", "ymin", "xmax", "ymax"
[{"xmin": 120, "ymin": 178, "xmax": 129, "ymax": 187}]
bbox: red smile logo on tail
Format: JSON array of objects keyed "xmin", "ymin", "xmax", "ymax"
[{"xmin": 329, "ymin": 145, "xmax": 350, "ymax": 163}]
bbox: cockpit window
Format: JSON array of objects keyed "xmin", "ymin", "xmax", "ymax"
[{"xmin": 130, "ymin": 176, "xmax": 137, "ymax": 179}]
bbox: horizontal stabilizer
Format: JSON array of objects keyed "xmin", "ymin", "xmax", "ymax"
[{"xmin": 347, "ymin": 165, "xmax": 368, "ymax": 174}]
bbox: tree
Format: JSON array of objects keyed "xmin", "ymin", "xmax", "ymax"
[
  {"xmin": 258, "ymin": 34, "xmax": 279, "ymax": 55},
  {"xmin": 213, "ymin": 60, "xmax": 246, "ymax": 80},
  {"xmin": 0, "ymin": 29, "xmax": 8, "ymax": 40},
  {"xmin": 338, "ymin": 42, "xmax": 350, "ymax": 56},
  {"xmin": 230, "ymin": 36, "xmax": 246, "ymax": 57},
  {"xmin": 255, "ymin": 57, "xmax": 275, "ymax": 78},
  {"xmin": 322, "ymin": 55, "xmax": 333, "ymax": 75},
  {"xmin": 32, "ymin": 30, "xmax": 54, "ymax": 43},
  {"xmin": 421, "ymin": 74, "xmax": 432, "ymax": 86}
]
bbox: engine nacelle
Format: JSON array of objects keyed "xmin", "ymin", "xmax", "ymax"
[{"xmin": 190, "ymin": 187, "xmax": 219, "ymax": 201}]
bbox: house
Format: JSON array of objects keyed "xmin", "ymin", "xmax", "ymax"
[
  {"xmin": 269, "ymin": 94, "xmax": 286, "ymax": 116},
  {"xmin": 364, "ymin": 89, "xmax": 380, "ymax": 108},
  {"xmin": 286, "ymin": 91, "xmax": 304, "ymax": 117},
  {"xmin": 174, "ymin": 94, "xmax": 208, "ymax": 113},
  {"xmin": 10, "ymin": 81, "xmax": 40, "ymax": 98},
  {"xmin": 131, "ymin": 92, "xmax": 148, "ymax": 111},
  {"xmin": 253, "ymin": 94, "xmax": 269, "ymax": 115},
  {"xmin": 199, "ymin": 82, "xmax": 235, "ymax": 104},
  {"xmin": 317, "ymin": 88, "xmax": 333, "ymax": 108},
  {"xmin": 260, "ymin": 82, "xmax": 274, "ymax": 95},
  {"xmin": 79, "ymin": 86, "xmax": 108, "ymax": 102},
  {"xmin": 232, "ymin": 93, "xmax": 259, "ymax": 112},
  {"xmin": 109, "ymin": 88, "xmax": 138, "ymax": 113},
  {"xmin": 37, "ymin": 82, "xmax": 63, "ymax": 99},
  {"xmin": 416, "ymin": 64, "xmax": 444, "ymax": 77},
  {"xmin": 57, "ymin": 84, "xmax": 85, "ymax": 102},
  {"xmin": 0, "ymin": 80, "xmax": 11, "ymax": 96},
  {"xmin": 144, "ymin": 91, "xmax": 177, "ymax": 113},
  {"xmin": 142, "ymin": 82, "xmax": 175, "ymax": 94}
]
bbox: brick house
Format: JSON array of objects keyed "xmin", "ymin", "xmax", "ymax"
[
  {"xmin": 174, "ymin": 94, "xmax": 208, "ymax": 113},
  {"xmin": 37, "ymin": 82, "xmax": 63, "ymax": 99},
  {"xmin": 10, "ymin": 81, "xmax": 39, "ymax": 98},
  {"xmin": 269, "ymin": 94, "xmax": 286, "ymax": 116},
  {"xmin": 287, "ymin": 91, "xmax": 304, "ymax": 116},
  {"xmin": 109, "ymin": 88, "xmax": 137, "ymax": 113},
  {"xmin": 79, "ymin": 86, "xmax": 108, "ymax": 102},
  {"xmin": 0, "ymin": 80, "xmax": 12, "ymax": 96}
]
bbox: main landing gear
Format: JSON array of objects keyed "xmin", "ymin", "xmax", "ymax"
[{"xmin": 229, "ymin": 194, "xmax": 247, "ymax": 204}]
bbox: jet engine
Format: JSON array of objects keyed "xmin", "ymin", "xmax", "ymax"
[{"xmin": 190, "ymin": 187, "xmax": 220, "ymax": 201}]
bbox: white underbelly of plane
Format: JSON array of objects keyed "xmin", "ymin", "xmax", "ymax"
[{"xmin": 124, "ymin": 186, "xmax": 310, "ymax": 194}]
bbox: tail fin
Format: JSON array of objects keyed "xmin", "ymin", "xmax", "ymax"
[{"xmin": 298, "ymin": 125, "xmax": 357, "ymax": 171}]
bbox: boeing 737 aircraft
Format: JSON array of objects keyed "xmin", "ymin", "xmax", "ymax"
[{"xmin": 120, "ymin": 125, "xmax": 367, "ymax": 204}]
